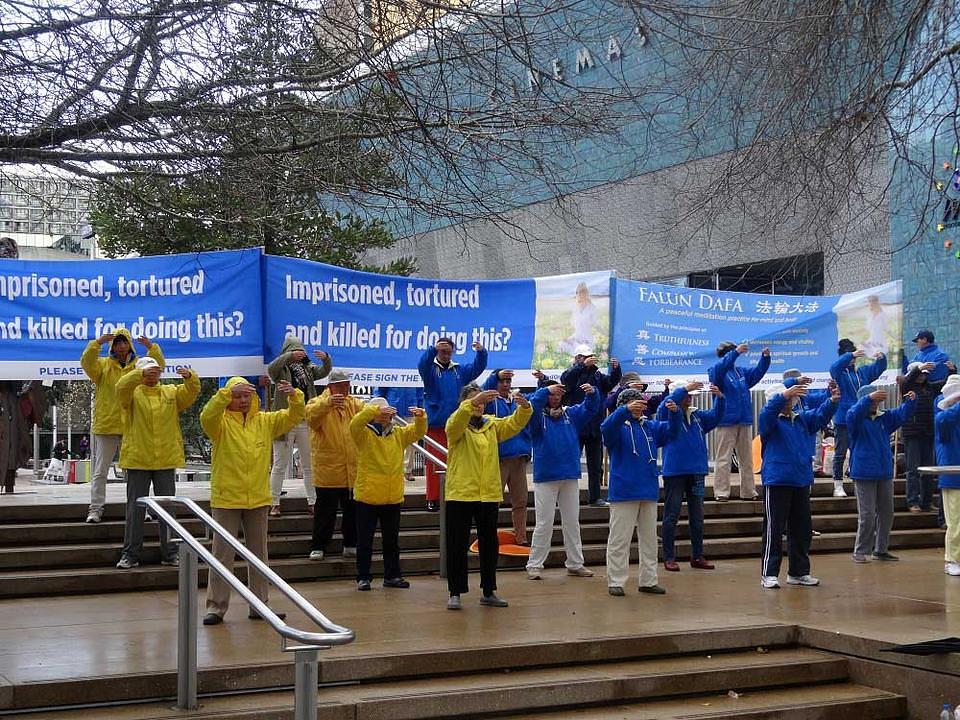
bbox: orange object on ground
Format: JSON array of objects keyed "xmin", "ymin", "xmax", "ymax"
[{"xmin": 469, "ymin": 529, "xmax": 531, "ymax": 557}]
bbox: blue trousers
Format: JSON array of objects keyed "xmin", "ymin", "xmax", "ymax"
[{"xmin": 661, "ymin": 474, "xmax": 705, "ymax": 562}]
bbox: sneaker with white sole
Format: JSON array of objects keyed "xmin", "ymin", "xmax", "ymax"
[
  {"xmin": 447, "ymin": 594, "xmax": 461, "ymax": 610},
  {"xmin": 116, "ymin": 557, "xmax": 139, "ymax": 569},
  {"xmin": 945, "ymin": 562, "xmax": 960, "ymax": 576},
  {"xmin": 526, "ymin": 568, "xmax": 542, "ymax": 580},
  {"xmin": 567, "ymin": 566, "xmax": 595, "ymax": 577},
  {"xmin": 833, "ymin": 483, "xmax": 847, "ymax": 498},
  {"xmin": 160, "ymin": 557, "xmax": 180, "ymax": 567},
  {"xmin": 85, "ymin": 508, "xmax": 103, "ymax": 524},
  {"xmin": 760, "ymin": 576, "xmax": 780, "ymax": 589},
  {"xmin": 308, "ymin": 550, "xmax": 324, "ymax": 561},
  {"xmin": 852, "ymin": 554, "xmax": 869, "ymax": 564},
  {"xmin": 786, "ymin": 574, "xmax": 820, "ymax": 586}
]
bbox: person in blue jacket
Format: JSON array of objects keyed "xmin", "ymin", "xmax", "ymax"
[
  {"xmin": 375, "ymin": 385, "xmax": 425, "ymax": 482},
  {"xmin": 657, "ymin": 381, "xmax": 725, "ymax": 573},
  {"xmin": 847, "ymin": 386, "xmax": 917, "ymax": 563},
  {"xmin": 758, "ymin": 382, "xmax": 839, "ymax": 589},
  {"xmin": 708, "ymin": 342, "xmax": 771, "ymax": 502},
  {"xmin": 525, "ymin": 381, "xmax": 598, "ymax": 579},
  {"xmin": 417, "ymin": 338, "xmax": 487, "ymax": 511},
  {"xmin": 782, "ymin": 370, "xmax": 833, "ymax": 475},
  {"xmin": 829, "ymin": 339, "xmax": 887, "ymax": 498},
  {"xmin": 935, "ymin": 375, "xmax": 960, "ymax": 576},
  {"xmin": 911, "ymin": 329, "xmax": 951, "ymax": 383},
  {"xmin": 601, "ymin": 388, "xmax": 681, "ymax": 597},
  {"xmin": 481, "ymin": 369, "xmax": 540, "ymax": 544}
]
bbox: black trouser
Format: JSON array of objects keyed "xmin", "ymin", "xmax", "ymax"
[
  {"xmin": 312, "ymin": 487, "xmax": 356, "ymax": 552},
  {"xmin": 904, "ymin": 434, "xmax": 936, "ymax": 509},
  {"xmin": 761, "ymin": 485, "xmax": 812, "ymax": 578},
  {"xmin": 580, "ymin": 434, "xmax": 604, "ymax": 503},
  {"xmin": 445, "ymin": 500, "xmax": 499, "ymax": 596},
  {"xmin": 832, "ymin": 425, "xmax": 849, "ymax": 482},
  {"xmin": 355, "ymin": 501, "xmax": 402, "ymax": 582},
  {"xmin": 122, "ymin": 469, "xmax": 176, "ymax": 563}
]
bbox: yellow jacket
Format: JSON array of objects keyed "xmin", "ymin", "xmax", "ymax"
[
  {"xmin": 444, "ymin": 399, "xmax": 532, "ymax": 502},
  {"xmin": 350, "ymin": 404, "xmax": 427, "ymax": 505},
  {"xmin": 81, "ymin": 328, "xmax": 165, "ymax": 435},
  {"xmin": 305, "ymin": 389, "xmax": 364, "ymax": 488},
  {"xmin": 116, "ymin": 369, "xmax": 200, "ymax": 470},
  {"xmin": 201, "ymin": 377, "xmax": 304, "ymax": 509}
]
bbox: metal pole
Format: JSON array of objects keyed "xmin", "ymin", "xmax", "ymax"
[
  {"xmin": 439, "ymin": 474, "xmax": 447, "ymax": 579},
  {"xmin": 67, "ymin": 408, "xmax": 72, "ymax": 455},
  {"xmin": 293, "ymin": 648, "xmax": 319, "ymax": 720},
  {"xmin": 177, "ymin": 542, "xmax": 199, "ymax": 710},
  {"xmin": 33, "ymin": 423, "xmax": 39, "ymax": 480}
]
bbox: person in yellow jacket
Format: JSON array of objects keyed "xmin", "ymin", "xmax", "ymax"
[
  {"xmin": 349, "ymin": 397, "xmax": 427, "ymax": 591},
  {"xmin": 305, "ymin": 369, "xmax": 364, "ymax": 561},
  {"xmin": 200, "ymin": 376, "xmax": 304, "ymax": 625},
  {"xmin": 444, "ymin": 382, "xmax": 533, "ymax": 610},
  {"xmin": 114, "ymin": 358, "xmax": 199, "ymax": 570},
  {"xmin": 80, "ymin": 328, "xmax": 164, "ymax": 523}
]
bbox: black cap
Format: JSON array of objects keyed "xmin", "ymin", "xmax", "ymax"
[
  {"xmin": 838, "ymin": 338, "xmax": 856, "ymax": 355},
  {"xmin": 716, "ymin": 341, "xmax": 737, "ymax": 358},
  {"xmin": 911, "ymin": 329, "xmax": 935, "ymax": 343}
]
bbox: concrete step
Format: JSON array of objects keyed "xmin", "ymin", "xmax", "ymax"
[
  {"xmin": 0, "ymin": 526, "xmax": 943, "ymax": 598},
  {"xmin": 6, "ymin": 625, "xmax": 796, "ymax": 711},
  {"xmin": 5, "ymin": 646, "xmax": 852, "ymax": 718}
]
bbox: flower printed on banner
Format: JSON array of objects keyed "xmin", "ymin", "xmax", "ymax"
[{"xmin": 635, "ymin": 343, "xmax": 649, "ymax": 355}]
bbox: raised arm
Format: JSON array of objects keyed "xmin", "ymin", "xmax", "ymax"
[
  {"xmin": 115, "ymin": 367, "xmax": 144, "ymax": 408},
  {"xmin": 445, "ymin": 399, "xmax": 475, "ymax": 444},
  {"xmin": 417, "ymin": 348, "xmax": 439, "ymax": 394},
  {"xmin": 493, "ymin": 403, "xmax": 534, "ymax": 442},
  {"xmin": 349, "ymin": 403, "xmax": 379, "ymax": 449},
  {"xmin": 460, "ymin": 345, "xmax": 489, "ymax": 384},
  {"xmin": 600, "ymin": 405, "xmax": 629, "ymax": 449},
  {"xmin": 568, "ymin": 387, "xmax": 602, "ymax": 431},
  {"xmin": 744, "ymin": 350, "xmax": 771, "ymax": 388},
  {"xmin": 80, "ymin": 339, "xmax": 104, "ymax": 383},
  {"xmin": 265, "ymin": 389, "xmax": 305, "ymax": 438},
  {"xmin": 200, "ymin": 386, "xmax": 234, "ymax": 441}
]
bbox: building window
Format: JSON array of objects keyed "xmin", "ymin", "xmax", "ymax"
[{"xmin": 687, "ymin": 253, "xmax": 825, "ymax": 296}]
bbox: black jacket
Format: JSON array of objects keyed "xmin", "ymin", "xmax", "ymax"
[
  {"xmin": 898, "ymin": 366, "xmax": 954, "ymax": 437},
  {"xmin": 560, "ymin": 362, "xmax": 622, "ymax": 437}
]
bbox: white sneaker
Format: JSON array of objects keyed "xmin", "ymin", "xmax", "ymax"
[
  {"xmin": 833, "ymin": 482, "xmax": 847, "ymax": 498},
  {"xmin": 85, "ymin": 508, "xmax": 103, "ymax": 523},
  {"xmin": 787, "ymin": 574, "xmax": 820, "ymax": 586},
  {"xmin": 343, "ymin": 547, "xmax": 357, "ymax": 558},
  {"xmin": 945, "ymin": 562, "xmax": 960, "ymax": 576},
  {"xmin": 308, "ymin": 550, "xmax": 324, "ymax": 561},
  {"xmin": 760, "ymin": 576, "xmax": 780, "ymax": 589},
  {"xmin": 116, "ymin": 557, "xmax": 139, "ymax": 569},
  {"xmin": 567, "ymin": 566, "xmax": 595, "ymax": 577},
  {"xmin": 526, "ymin": 568, "xmax": 542, "ymax": 580}
]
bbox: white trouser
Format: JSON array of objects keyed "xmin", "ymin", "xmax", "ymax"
[
  {"xmin": 269, "ymin": 421, "xmax": 314, "ymax": 506},
  {"xmin": 713, "ymin": 424, "xmax": 756, "ymax": 499},
  {"xmin": 89, "ymin": 433, "xmax": 122, "ymax": 512},
  {"xmin": 526, "ymin": 480, "xmax": 585, "ymax": 571},
  {"xmin": 606, "ymin": 501, "xmax": 658, "ymax": 589}
]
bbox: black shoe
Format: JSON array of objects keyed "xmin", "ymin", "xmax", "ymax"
[
  {"xmin": 383, "ymin": 577, "xmax": 410, "ymax": 588},
  {"xmin": 202, "ymin": 613, "xmax": 223, "ymax": 626},
  {"xmin": 357, "ymin": 579, "xmax": 371, "ymax": 591},
  {"xmin": 425, "ymin": 501, "xmax": 439, "ymax": 512},
  {"xmin": 248, "ymin": 609, "xmax": 287, "ymax": 620},
  {"xmin": 589, "ymin": 499, "xmax": 610, "ymax": 507},
  {"xmin": 639, "ymin": 584, "xmax": 667, "ymax": 595},
  {"xmin": 608, "ymin": 586, "xmax": 625, "ymax": 597},
  {"xmin": 872, "ymin": 552, "xmax": 899, "ymax": 562}
]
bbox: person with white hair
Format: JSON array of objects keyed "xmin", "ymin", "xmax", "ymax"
[
  {"xmin": 935, "ymin": 375, "xmax": 960, "ymax": 576},
  {"xmin": 899, "ymin": 359, "xmax": 957, "ymax": 512},
  {"xmin": 349, "ymin": 397, "xmax": 427, "ymax": 591},
  {"xmin": 847, "ymin": 386, "xmax": 916, "ymax": 563},
  {"xmin": 758, "ymin": 382, "xmax": 840, "ymax": 589}
]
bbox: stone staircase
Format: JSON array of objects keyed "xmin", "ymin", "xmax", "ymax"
[
  {"xmin": 0, "ymin": 625, "xmax": 907, "ymax": 719},
  {"xmin": 0, "ymin": 479, "xmax": 943, "ymax": 598}
]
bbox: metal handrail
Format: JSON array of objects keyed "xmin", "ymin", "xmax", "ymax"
[
  {"xmin": 139, "ymin": 495, "xmax": 354, "ymax": 717},
  {"xmin": 391, "ymin": 415, "xmax": 448, "ymax": 469}
]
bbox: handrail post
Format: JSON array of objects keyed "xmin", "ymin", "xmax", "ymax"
[
  {"xmin": 293, "ymin": 648, "xmax": 319, "ymax": 720},
  {"xmin": 439, "ymin": 473, "xmax": 447, "ymax": 579},
  {"xmin": 177, "ymin": 541, "xmax": 199, "ymax": 710}
]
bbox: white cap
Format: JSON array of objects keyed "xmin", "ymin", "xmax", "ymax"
[
  {"xmin": 135, "ymin": 357, "xmax": 159, "ymax": 371},
  {"xmin": 368, "ymin": 397, "xmax": 388, "ymax": 408},
  {"xmin": 765, "ymin": 383, "xmax": 787, "ymax": 402},
  {"xmin": 573, "ymin": 344, "xmax": 593, "ymax": 357}
]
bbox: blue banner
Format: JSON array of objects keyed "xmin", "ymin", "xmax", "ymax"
[
  {"xmin": 263, "ymin": 257, "xmax": 613, "ymax": 386},
  {"xmin": 610, "ymin": 279, "xmax": 902, "ymax": 387},
  {"xmin": 0, "ymin": 249, "xmax": 265, "ymax": 380}
]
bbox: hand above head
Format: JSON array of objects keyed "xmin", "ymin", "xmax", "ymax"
[
  {"xmin": 852, "ymin": 350, "xmax": 866, "ymax": 358},
  {"xmin": 142, "ymin": 367, "xmax": 162, "ymax": 383},
  {"xmin": 710, "ymin": 383, "xmax": 723, "ymax": 397},
  {"xmin": 626, "ymin": 399, "xmax": 647, "ymax": 414},
  {"xmin": 664, "ymin": 400, "xmax": 679, "ymax": 412},
  {"xmin": 312, "ymin": 350, "xmax": 328, "ymax": 362},
  {"xmin": 531, "ymin": 369, "xmax": 546, "ymax": 380},
  {"xmin": 290, "ymin": 349, "xmax": 307, "ymax": 362},
  {"xmin": 610, "ymin": 358, "xmax": 620, "ymax": 369},
  {"xmin": 827, "ymin": 379, "xmax": 838, "ymax": 391},
  {"xmin": 176, "ymin": 368, "xmax": 192, "ymax": 379},
  {"xmin": 736, "ymin": 343, "xmax": 749, "ymax": 355},
  {"xmin": 904, "ymin": 391, "xmax": 917, "ymax": 401},
  {"xmin": 922, "ymin": 362, "xmax": 936, "ymax": 372},
  {"xmin": 275, "ymin": 380, "xmax": 295, "ymax": 396},
  {"xmin": 869, "ymin": 389, "xmax": 888, "ymax": 403},
  {"xmin": 684, "ymin": 381, "xmax": 704, "ymax": 392},
  {"xmin": 580, "ymin": 383, "xmax": 596, "ymax": 395},
  {"xmin": 471, "ymin": 390, "xmax": 499, "ymax": 408},
  {"xmin": 873, "ymin": 352, "xmax": 885, "ymax": 360},
  {"xmin": 231, "ymin": 382, "xmax": 257, "ymax": 398},
  {"xmin": 547, "ymin": 384, "xmax": 565, "ymax": 398},
  {"xmin": 784, "ymin": 384, "xmax": 808, "ymax": 399},
  {"xmin": 136, "ymin": 335, "xmax": 153, "ymax": 349},
  {"xmin": 97, "ymin": 333, "xmax": 115, "ymax": 345},
  {"xmin": 498, "ymin": 369, "xmax": 515, "ymax": 380},
  {"xmin": 513, "ymin": 393, "xmax": 531, "ymax": 408},
  {"xmin": 408, "ymin": 407, "xmax": 426, "ymax": 418},
  {"xmin": 662, "ymin": 378, "xmax": 672, "ymax": 388},
  {"xmin": 761, "ymin": 347, "xmax": 770, "ymax": 357},
  {"xmin": 798, "ymin": 376, "xmax": 813, "ymax": 385},
  {"xmin": 947, "ymin": 361, "xmax": 957, "ymax": 372},
  {"xmin": 830, "ymin": 386, "xmax": 841, "ymax": 401},
  {"xmin": 472, "ymin": 341, "xmax": 484, "ymax": 352}
]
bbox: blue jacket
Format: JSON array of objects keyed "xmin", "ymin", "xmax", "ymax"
[
  {"xmin": 783, "ymin": 377, "xmax": 831, "ymax": 456},
  {"xmin": 601, "ymin": 405, "xmax": 680, "ymax": 502},
  {"xmin": 759, "ymin": 393, "xmax": 837, "ymax": 487},
  {"xmin": 480, "ymin": 374, "xmax": 548, "ymax": 459},
  {"xmin": 935, "ymin": 400, "xmax": 960, "ymax": 489},
  {"xmin": 375, "ymin": 386, "xmax": 424, "ymax": 414},
  {"xmin": 656, "ymin": 388, "xmax": 725, "ymax": 477},
  {"xmin": 560, "ymin": 362, "xmax": 621, "ymax": 437},
  {"xmin": 913, "ymin": 344, "xmax": 951, "ymax": 383},
  {"xmin": 530, "ymin": 389, "xmax": 601, "ymax": 482},
  {"xmin": 846, "ymin": 395, "xmax": 916, "ymax": 481},
  {"xmin": 707, "ymin": 349, "xmax": 770, "ymax": 426},
  {"xmin": 829, "ymin": 353, "xmax": 887, "ymax": 427},
  {"xmin": 417, "ymin": 347, "xmax": 487, "ymax": 429}
]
